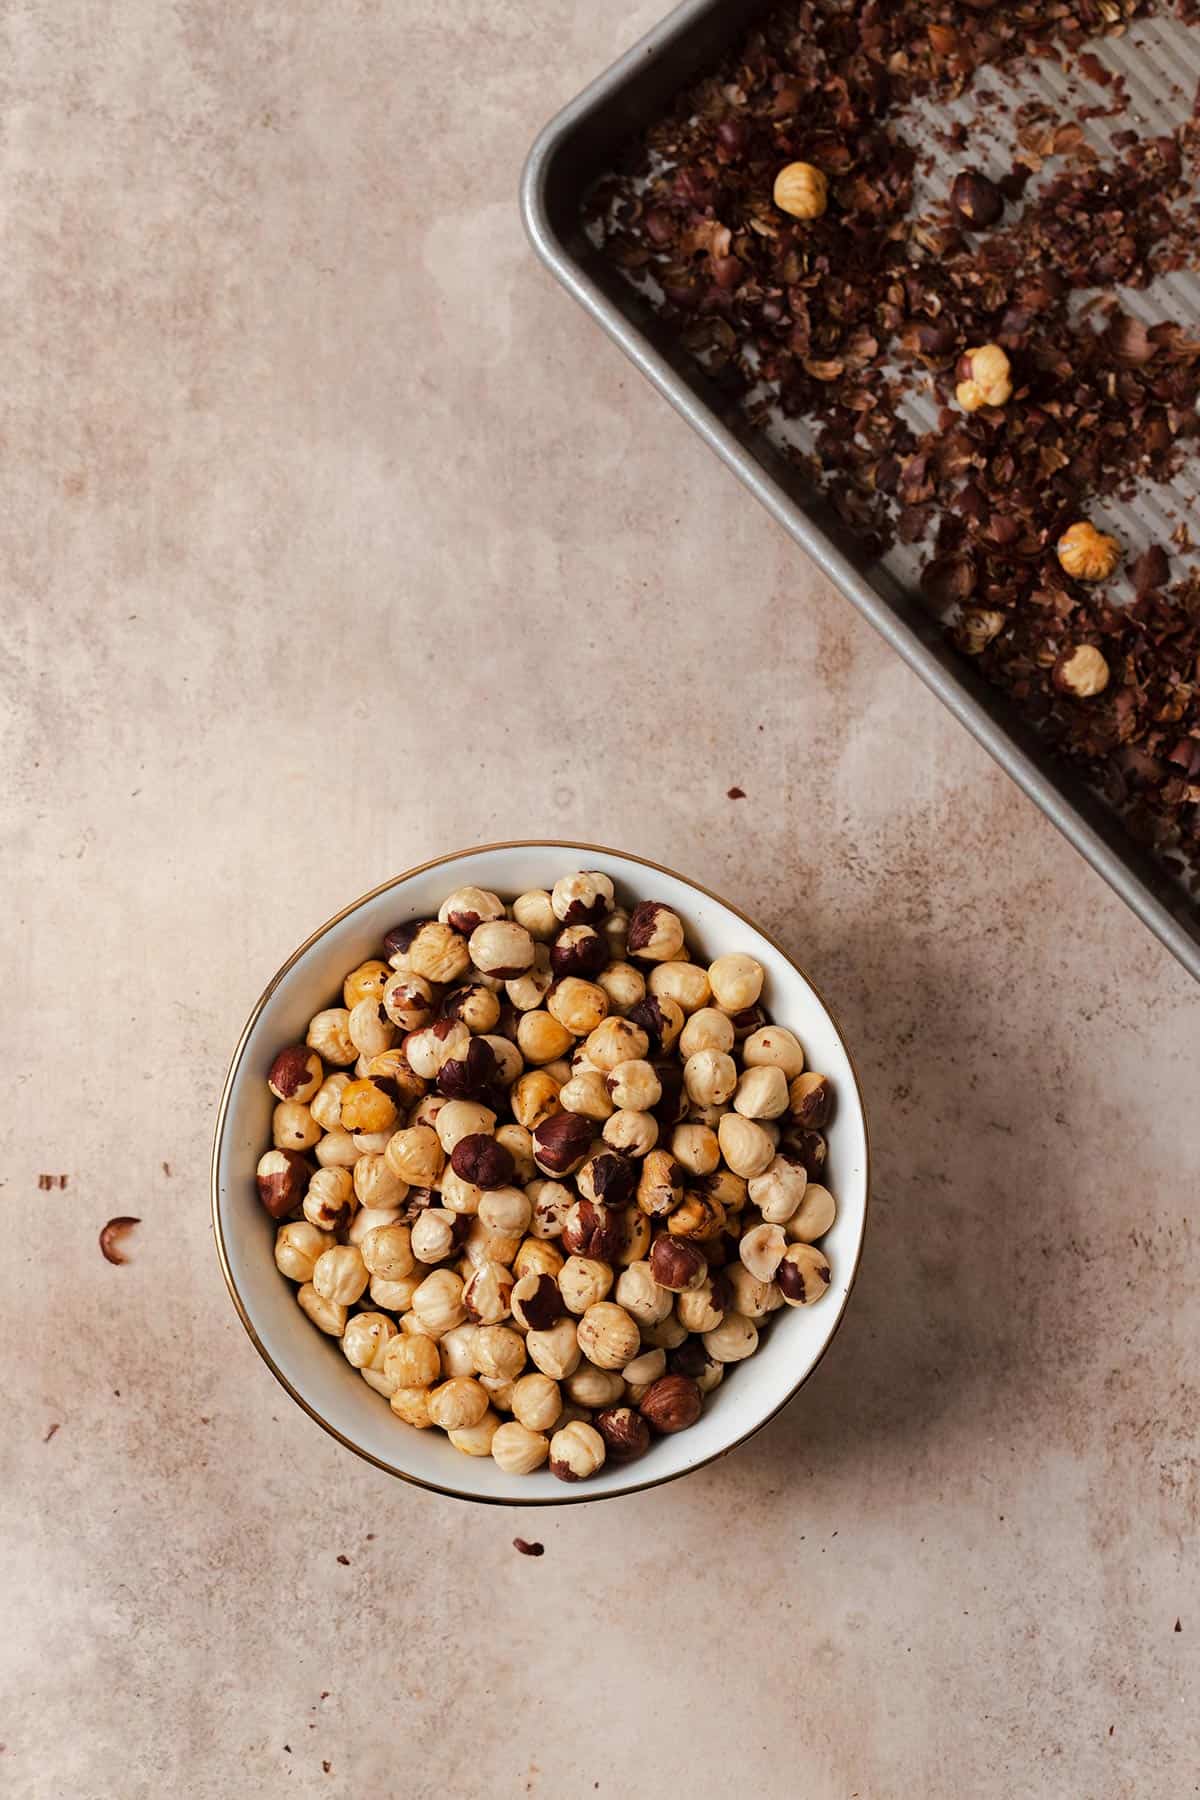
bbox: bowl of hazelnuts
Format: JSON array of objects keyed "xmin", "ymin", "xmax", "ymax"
[{"xmin": 212, "ymin": 842, "xmax": 869, "ymax": 1503}]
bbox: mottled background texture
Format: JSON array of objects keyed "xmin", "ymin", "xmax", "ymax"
[{"xmin": 3, "ymin": 2, "xmax": 1198, "ymax": 1796}]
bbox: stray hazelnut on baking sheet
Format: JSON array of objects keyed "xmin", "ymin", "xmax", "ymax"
[
  {"xmin": 954, "ymin": 343, "xmax": 1012, "ymax": 413},
  {"xmin": 1056, "ymin": 521, "xmax": 1121, "ymax": 584},
  {"xmin": 260, "ymin": 870, "xmax": 839, "ymax": 1481},
  {"xmin": 1053, "ymin": 643, "xmax": 1111, "ymax": 698},
  {"xmin": 773, "ymin": 160, "xmax": 828, "ymax": 220}
]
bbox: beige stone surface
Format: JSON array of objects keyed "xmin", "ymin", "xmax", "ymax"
[{"xmin": 3, "ymin": 2, "xmax": 1199, "ymax": 1796}]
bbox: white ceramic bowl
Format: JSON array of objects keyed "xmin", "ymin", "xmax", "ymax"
[{"xmin": 212, "ymin": 842, "xmax": 870, "ymax": 1503}]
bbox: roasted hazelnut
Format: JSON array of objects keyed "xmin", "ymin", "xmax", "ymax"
[
  {"xmin": 1057, "ymin": 520, "xmax": 1121, "ymax": 583},
  {"xmin": 748, "ymin": 1154, "xmax": 808, "ymax": 1225},
  {"xmin": 773, "ymin": 159, "xmax": 828, "ymax": 219},
  {"xmin": 955, "ymin": 343, "xmax": 1012, "ymax": 412},
  {"xmin": 491, "ymin": 1420, "xmax": 549, "ymax": 1474},
  {"xmin": 639, "ymin": 1373, "xmax": 702, "ymax": 1434},
  {"xmin": 527, "ymin": 1177, "xmax": 574, "ymax": 1239},
  {"xmin": 383, "ymin": 1331, "xmax": 441, "ymax": 1390},
  {"xmin": 583, "ymin": 1016, "xmax": 650, "ymax": 1073},
  {"xmin": 668, "ymin": 1190, "xmax": 726, "ymax": 1241},
  {"xmin": 370, "ymin": 1270, "xmax": 421, "ymax": 1312},
  {"xmin": 549, "ymin": 1419, "xmax": 606, "ymax": 1482},
  {"xmin": 565, "ymin": 1362, "xmax": 626, "ymax": 1408},
  {"xmin": 788, "ymin": 1071, "xmax": 834, "ymax": 1129},
  {"xmin": 671, "ymin": 1122, "xmax": 720, "ymax": 1177},
  {"xmin": 434, "ymin": 1102, "xmax": 496, "ymax": 1159},
  {"xmin": 338, "ymin": 1076, "xmax": 399, "ymax": 1135},
  {"xmin": 342, "ymin": 1310, "xmax": 396, "ymax": 1374},
  {"xmin": 604, "ymin": 907, "xmax": 630, "ymax": 959},
  {"xmin": 597, "ymin": 961, "xmax": 645, "ymax": 1013},
  {"xmin": 616, "ymin": 1205, "xmax": 651, "ymax": 1266},
  {"xmin": 389, "ymin": 1385, "xmax": 434, "ymax": 1428},
  {"xmin": 505, "ymin": 948, "xmax": 554, "ymax": 1014},
  {"xmin": 342, "ymin": 959, "xmax": 392, "ymax": 1010},
  {"xmin": 679, "ymin": 1007, "xmax": 735, "ymax": 1060},
  {"xmin": 517, "ymin": 1009, "xmax": 574, "ymax": 1067},
  {"xmin": 532, "ymin": 1111, "xmax": 593, "ymax": 1176},
  {"xmin": 310, "ymin": 1072, "xmax": 352, "ymax": 1132},
  {"xmin": 559, "ymin": 1254, "xmax": 614, "ymax": 1315},
  {"xmin": 448, "ymin": 1409, "xmax": 502, "ymax": 1457},
  {"xmin": 462, "ymin": 1219, "xmax": 521, "ymax": 1270},
  {"xmin": 385, "ymin": 1123, "xmax": 444, "ymax": 1187},
  {"xmin": 684, "ymin": 1049, "xmax": 737, "ymax": 1108},
  {"xmin": 471, "ymin": 1323, "xmax": 525, "ymax": 1382},
  {"xmin": 411, "ymin": 1267, "xmax": 467, "ymax": 1336},
  {"xmin": 550, "ymin": 923, "xmax": 608, "ymax": 979},
  {"xmin": 428, "ymin": 1375, "xmax": 489, "ymax": 1432},
  {"xmin": 303, "ymin": 1164, "xmax": 355, "ymax": 1232},
  {"xmin": 400, "ymin": 921, "xmax": 468, "ymax": 987},
  {"xmin": 707, "ymin": 953, "xmax": 764, "ymax": 1013},
  {"xmin": 512, "ymin": 1068, "xmax": 563, "ymax": 1131},
  {"xmin": 740, "ymin": 1221, "xmax": 787, "ymax": 1283},
  {"xmin": 256, "ymin": 1148, "xmax": 311, "ymax": 1219},
  {"xmin": 469, "ymin": 918, "xmax": 535, "ymax": 979},
  {"xmin": 625, "ymin": 996, "xmax": 685, "ymax": 1057},
  {"xmin": 575, "ymin": 1153, "xmax": 638, "ymax": 1212},
  {"xmin": 382, "ymin": 971, "xmax": 436, "ymax": 1032},
  {"xmin": 718, "ymin": 1113, "xmax": 776, "ymax": 1179},
  {"xmin": 442, "ymin": 982, "xmax": 503, "ymax": 1034},
  {"xmin": 950, "ymin": 167, "xmax": 1003, "ymax": 228},
  {"xmin": 512, "ymin": 889, "xmax": 557, "ymax": 941},
  {"xmin": 547, "ymin": 976, "xmax": 609, "ymax": 1037},
  {"xmin": 306, "ymin": 1007, "xmax": 357, "ymax": 1067},
  {"xmin": 409, "ymin": 1207, "xmax": 457, "ymax": 1264},
  {"xmin": 448, "ymin": 1132, "xmax": 514, "ymax": 1189},
  {"xmin": 435, "ymin": 885, "xmax": 502, "ymax": 936},
  {"xmin": 551, "ymin": 871, "xmax": 615, "ymax": 925},
  {"xmin": 407, "ymin": 1019, "xmax": 470, "ymax": 1080},
  {"xmin": 511, "ymin": 1371, "xmax": 561, "ymax": 1432},
  {"xmin": 313, "ymin": 1127, "xmax": 358, "ymax": 1169},
  {"xmin": 614, "ymin": 1260, "xmax": 673, "ymax": 1326},
  {"xmin": 525, "ymin": 1316, "xmax": 581, "ymax": 1380},
  {"xmin": 274, "ymin": 1220, "xmax": 334, "ymax": 1282},
  {"xmin": 577, "ymin": 1301, "xmax": 640, "ymax": 1370},
  {"xmin": 513, "ymin": 1236, "xmax": 565, "ymax": 1281},
  {"xmin": 781, "ymin": 1125, "xmax": 827, "ymax": 1179},
  {"xmin": 359, "ymin": 1221, "xmax": 414, "ymax": 1281},
  {"xmin": 668, "ymin": 1338, "xmax": 724, "ymax": 1394},
  {"xmin": 268, "ymin": 1045, "xmax": 323, "ymax": 1103},
  {"xmin": 312, "ymin": 1243, "xmax": 369, "ymax": 1307},
  {"xmin": 621, "ymin": 1346, "xmax": 666, "ymax": 1391},
  {"xmin": 511, "ymin": 1271, "xmax": 565, "ymax": 1331},
  {"xmin": 462, "ymin": 1259, "xmax": 515, "ymax": 1325},
  {"xmin": 557, "ymin": 1069, "xmax": 613, "ymax": 1120},
  {"xmin": 603, "ymin": 1108, "xmax": 659, "ymax": 1158},
  {"xmin": 676, "ymin": 1274, "xmax": 727, "ymax": 1334},
  {"xmin": 785, "ymin": 1182, "xmax": 837, "ymax": 1242},
  {"xmin": 1053, "ymin": 642, "xmax": 1111, "ymax": 697},
  {"xmin": 638, "ymin": 1312, "xmax": 688, "ymax": 1351},
  {"xmin": 595, "ymin": 1406, "xmax": 651, "ymax": 1463},
  {"xmin": 778, "ymin": 1242, "xmax": 832, "ymax": 1307},
  {"xmin": 604, "ymin": 1058, "xmax": 662, "ymax": 1113},
  {"xmin": 347, "ymin": 1201, "xmax": 401, "ymax": 1245},
  {"xmin": 626, "ymin": 900, "xmax": 685, "ymax": 963},
  {"xmin": 346, "ymin": 999, "xmax": 395, "ymax": 1061},
  {"xmin": 272, "ymin": 1100, "xmax": 321, "ymax": 1153},
  {"xmin": 733, "ymin": 1065, "xmax": 789, "ymax": 1121},
  {"xmin": 724, "ymin": 1262, "xmax": 782, "ymax": 1322},
  {"xmin": 437, "ymin": 1321, "xmax": 481, "ymax": 1379},
  {"xmin": 296, "ymin": 1282, "xmax": 347, "ymax": 1337},
  {"xmin": 477, "ymin": 1186, "xmax": 533, "ymax": 1236},
  {"xmin": 702, "ymin": 1311, "xmax": 759, "ymax": 1363},
  {"xmin": 741, "ymin": 1024, "xmax": 805, "ymax": 1079},
  {"xmin": 649, "ymin": 1233, "xmax": 707, "ymax": 1292},
  {"xmin": 636, "ymin": 1148, "xmax": 684, "ymax": 1218},
  {"xmin": 648, "ymin": 959, "xmax": 710, "ymax": 1014},
  {"xmin": 437, "ymin": 1035, "xmax": 501, "ymax": 1103}
]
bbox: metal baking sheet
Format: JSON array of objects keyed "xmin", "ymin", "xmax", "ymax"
[{"xmin": 521, "ymin": 0, "xmax": 1200, "ymax": 981}]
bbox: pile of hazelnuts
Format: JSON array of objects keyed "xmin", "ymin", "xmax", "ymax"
[{"xmin": 258, "ymin": 872, "xmax": 836, "ymax": 1483}]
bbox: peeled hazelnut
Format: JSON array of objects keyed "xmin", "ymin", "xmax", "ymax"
[
  {"xmin": 773, "ymin": 160, "xmax": 828, "ymax": 219},
  {"xmin": 442, "ymin": 982, "xmax": 503, "ymax": 1034},
  {"xmin": 679, "ymin": 1007, "xmax": 735, "ymax": 1059},
  {"xmin": 595, "ymin": 1405, "xmax": 651, "ymax": 1464},
  {"xmin": 626, "ymin": 901, "xmax": 685, "ymax": 963},
  {"xmin": 577, "ymin": 1301, "xmax": 640, "ymax": 1370},
  {"xmin": 718, "ymin": 1113, "xmax": 776, "ymax": 1179},
  {"xmin": 614, "ymin": 1260, "xmax": 673, "ymax": 1326},
  {"xmin": 622, "ymin": 1347, "xmax": 666, "ymax": 1390},
  {"xmin": 636, "ymin": 1148, "xmax": 684, "ymax": 1218},
  {"xmin": 676, "ymin": 1274, "xmax": 727, "ymax": 1334},
  {"xmin": 448, "ymin": 1409, "xmax": 501, "ymax": 1457},
  {"xmin": 724, "ymin": 1262, "xmax": 781, "ymax": 1322},
  {"xmin": 955, "ymin": 343, "xmax": 1012, "ymax": 412},
  {"xmin": 511, "ymin": 1271, "xmax": 565, "ymax": 1331},
  {"xmin": 739, "ymin": 1221, "xmax": 787, "ymax": 1283},
  {"xmin": 383, "ymin": 1331, "xmax": 441, "ymax": 1390},
  {"xmin": 532, "ymin": 1111, "xmax": 593, "ymax": 1176},
  {"xmin": 274, "ymin": 1220, "xmax": 334, "ymax": 1282},
  {"xmin": 348, "ymin": 1202, "xmax": 401, "ymax": 1245},
  {"xmin": 312, "ymin": 1244, "xmax": 369, "ymax": 1307},
  {"xmin": 551, "ymin": 871, "xmax": 615, "ymax": 925},
  {"xmin": 343, "ymin": 959, "xmax": 392, "ymax": 1009},
  {"xmin": 389, "ymin": 1385, "xmax": 434, "ymax": 1428},
  {"xmin": 648, "ymin": 1233, "xmax": 707, "ymax": 1292},
  {"xmin": 786, "ymin": 1182, "xmax": 837, "ymax": 1242},
  {"xmin": 313, "ymin": 1127, "xmax": 358, "ymax": 1169},
  {"xmin": 559, "ymin": 1254, "xmax": 614, "ymax": 1315},
  {"xmin": 511, "ymin": 889, "xmax": 557, "ymax": 941},
  {"xmin": 469, "ymin": 919, "xmax": 535, "ymax": 979},
  {"xmin": 342, "ymin": 1310, "xmax": 396, "ymax": 1373},
  {"xmin": 268, "ymin": 1045, "xmax": 323, "ymax": 1103},
  {"xmin": 603, "ymin": 1109, "xmax": 659, "ymax": 1158},
  {"xmin": 407, "ymin": 1019, "xmax": 471, "ymax": 1079},
  {"xmin": 527, "ymin": 1177, "xmax": 573, "ymax": 1240},
  {"xmin": 306, "ymin": 1008, "xmax": 357, "ymax": 1067},
  {"xmin": 549, "ymin": 1419, "xmax": 606, "ymax": 1482},
  {"xmin": 547, "ymin": 976, "xmax": 609, "ymax": 1037},
  {"xmin": 778, "ymin": 1242, "xmax": 832, "ymax": 1307},
  {"xmin": 301, "ymin": 1165, "xmax": 353, "ymax": 1233},
  {"xmin": 512, "ymin": 1069, "xmax": 563, "ymax": 1131},
  {"xmin": 256, "ymin": 1148, "xmax": 311, "ymax": 1219},
  {"xmin": 272, "ymin": 1100, "xmax": 321, "ymax": 1153},
  {"xmin": 382, "ymin": 972, "xmax": 436, "ymax": 1032},
  {"xmin": 597, "ymin": 961, "xmax": 646, "ymax": 1013},
  {"xmin": 565, "ymin": 1362, "xmax": 626, "ymax": 1408},
  {"xmin": 584, "ymin": 1016, "xmax": 651, "ymax": 1072},
  {"xmin": 462, "ymin": 1259, "xmax": 515, "ymax": 1325},
  {"xmin": 428, "ymin": 1375, "xmax": 489, "ymax": 1432},
  {"xmin": 514, "ymin": 1236, "xmax": 566, "ymax": 1281},
  {"xmin": 742, "ymin": 1024, "xmax": 805, "ymax": 1079},
  {"xmin": 526, "ymin": 1316, "xmax": 581, "ymax": 1380},
  {"xmin": 449, "ymin": 1132, "xmax": 514, "ymax": 1190},
  {"xmin": 471, "ymin": 1323, "xmax": 526, "ymax": 1382},
  {"xmin": 558, "ymin": 1070, "xmax": 614, "ymax": 1121},
  {"xmin": 404, "ymin": 921, "xmax": 472, "ymax": 986},
  {"xmin": 411, "ymin": 1267, "xmax": 467, "ymax": 1337},
  {"xmin": 625, "ymin": 996, "xmax": 685, "ymax": 1056},
  {"xmin": 639, "ymin": 1373, "xmax": 702, "ymax": 1435},
  {"xmin": 638, "ymin": 1312, "xmax": 688, "ymax": 1351},
  {"xmin": 683, "ymin": 1048, "xmax": 737, "ymax": 1108},
  {"xmin": 550, "ymin": 924, "xmax": 608, "ymax": 979},
  {"xmin": 707, "ymin": 953, "xmax": 764, "ymax": 1013},
  {"xmin": 438, "ymin": 885, "xmax": 504, "ymax": 935},
  {"xmin": 505, "ymin": 950, "xmax": 554, "ymax": 1014},
  {"xmin": 511, "ymin": 1371, "xmax": 561, "ymax": 1432},
  {"xmin": 671, "ymin": 1122, "xmax": 720, "ymax": 1177},
  {"xmin": 410, "ymin": 1208, "xmax": 459, "ymax": 1265},
  {"xmin": 648, "ymin": 959, "xmax": 711, "ymax": 1014},
  {"xmin": 950, "ymin": 167, "xmax": 1003, "ymax": 228},
  {"xmin": 437, "ymin": 1035, "xmax": 501, "ymax": 1103},
  {"xmin": 297, "ymin": 1282, "xmax": 347, "ymax": 1337},
  {"xmin": 1053, "ymin": 642, "xmax": 1111, "ymax": 697},
  {"xmin": 370, "ymin": 1270, "xmax": 421, "ymax": 1313},
  {"xmin": 517, "ymin": 1010, "xmax": 575, "ymax": 1067},
  {"xmin": 338, "ymin": 1077, "xmax": 399, "ymax": 1136},
  {"xmin": 748, "ymin": 1154, "xmax": 808, "ymax": 1225},
  {"xmin": 478, "ymin": 1034, "xmax": 523, "ymax": 1087},
  {"xmin": 603, "ymin": 907, "xmax": 630, "ymax": 960},
  {"xmin": 605, "ymin": 1058, "xmax": 662, "ymax": 1113},
  {"xmin": 733, "ymin": 1065, "xmax": 789, "ymax": 1121},
  {"xmin": 491, "ymin": 1420, "xmax": 549, "ymax": 1475},
  {"xmin": 668, "ymin": 1190, "xmax": 726, "ymax": 1242},
  {"xmin": 385, "ymin": 1124, "xmax": 445, "ymax": 1188},
  {"xmin": 1056, "ymin": 520, "xmax": 1121, "ymax": 583},
  {"xmin": 360, "ymin": 1222, "xmax": 415, "ymax": 1282},
  {"xmin": 702, "ymin": 1310, "xmax": 759, "ymax": 1363},
  {"xmin": 788, "ymin": 1071, "xmax": 834, "ymax": 1130},
  {"xmin": 477, "ymin": 1186, "xmax": 533, "ymax": 1236},
  {"xmin": 310, "ymin": 1072, "xmax": 352, "ymax": 1132}
]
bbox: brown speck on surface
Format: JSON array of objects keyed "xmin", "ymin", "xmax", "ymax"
[
  {"xmin": 320, "ymin": 1693, "xmax": 329, "ymax": 1702},
  {"xmin": 323, "ymin": 1764, "xmax": 332, "ymax": 1776},
  {"xmin": 43, "ymin": 1423, "xmax": 60, "ymax": 1443},
  {"xmin": 283, "ymin": 1745, "xmax": 291, "ymax": 1755},
  {"xmin": 38, "ymin": 1173, "xmax": 68, "ymax": 1190},
  {"xmin": 99, "ymin": 1217, "xmax": 141, "ymax": 1264},
  {"xmin": 365, "ymin": 1533, "xmax": 375, "ymax": 1541},
  {"xmin": 727, "ymin": 786, "xmax": 746, "ymax": 799},
  {"xmin": 336, "ymin": 1554, "xmax": 350, "ymax": 1566},
  {"xmin": 161, "ymin": 1161, "xmax": 171, "ymax": 1176},
  {"xmin": 1176, "ymin": 1619, "xmax": 1182, "ymax": 1632},
  {"xmin": 513, "ymin": 1538, "xmax": 545, "ymax": 1557},
  {"xmin": 1110, "ymin": 1726, "xmax": 1115, "ymax": 1736}
]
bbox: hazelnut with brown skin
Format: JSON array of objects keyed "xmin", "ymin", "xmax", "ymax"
[
  {"xmin": 438, "ymin": 886, "xmax": 504, "ymax": 935},
  {"xmin": 603, "ymin": 1108, "xmax": 659, "ymax": 1158},
  {"xmin": 575, "ymin": 1153, "xmax": 637, "ymax": 1212},
  {"xmin": 955, "ymin": 343, "xmax": 1012, "ymax": 412},
  {"xmin": 562, "ymin": 1197, "xmax": 626, "ymax": 1262},
  {"xmin": 647, "ymin": 1232, "xmax": 706, "ymax": 1293},
  {"xmin": 532, "ymin": 1111, "xmax": 593, "ymax": 1177},
  {"xmin": 551, "ymin": 871, "xmax": 614, "ymax": 926},
  {"xmin": 950, "ymin": 168, "xmax": 1003, "ymax": 229},
  {"xmin": 256, "ymin": 1148, "xmax": 311, "ymax": 1219},
  {"xmin": 468, "ymin": 919, "xmax": 536, "ymax": 980},
  {"xmin": 549, "ymin": 1419, "xmax": 606, "ymax": 1482},
  {"xmin": 777, "ymin": 1243, "xmax": 832, "ymax": 1307},
  {"xmin": 626, "ymin": 901, "xmax": 686, "ymax": 963},
  {"xmin": 550, "ymin": 924, "xmax": 608, "ymax": 980},
  {"xmin": 511, "ymin": 1271, "xmax": 564, "ymax": 1332},
  {"xmin": 595, "ymin": 1406, "xmax": 651, "ymax": 1464},
  {"xmin": 636, "ymin": 1149, "xmax": 684, "ymax": 1219},
  {"xmin": 437, "ymin": 1036, "xmax": 501, "ymax": 1104},
  {"xmin": 441, "ymin": 982, "xmax": 502, "ymax": 1034},
  {"xmin": 268, "ymin": 1046, "xmax": 323, "ymax": 1103},
  {"xmin": 1053, "ymin": 643, "xmax": 1111, "ymax": 697},
  {"xmin": 788, "ymin": 1071, "xmax": 834, "ymax": 1129},
  {"xmin": 382, "ymin": 972, "xmax": 437, "ymax": 1032},
  {"xmin": 451, "ymin": 1133, "xmax": 515, "ymax": 1189},
  {"xmin": 639, "ymin": 1374, "xmax": 702, "ymax": 1434},
  {"xmin": 625, "ymin": 995, "xmax": 684, "ymax": 1056},
  {"xmin": 1056, "ymin": 521, "xmax": 1121, "ymax": 583},
  {"xmin": 773, "ymin": 160, "xmax": 828, "ymax": 220}
]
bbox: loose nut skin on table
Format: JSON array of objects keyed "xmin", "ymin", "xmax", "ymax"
[{"xmin": 259, "ymin": 871, "xmax": 839, "ymax": 1482}]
